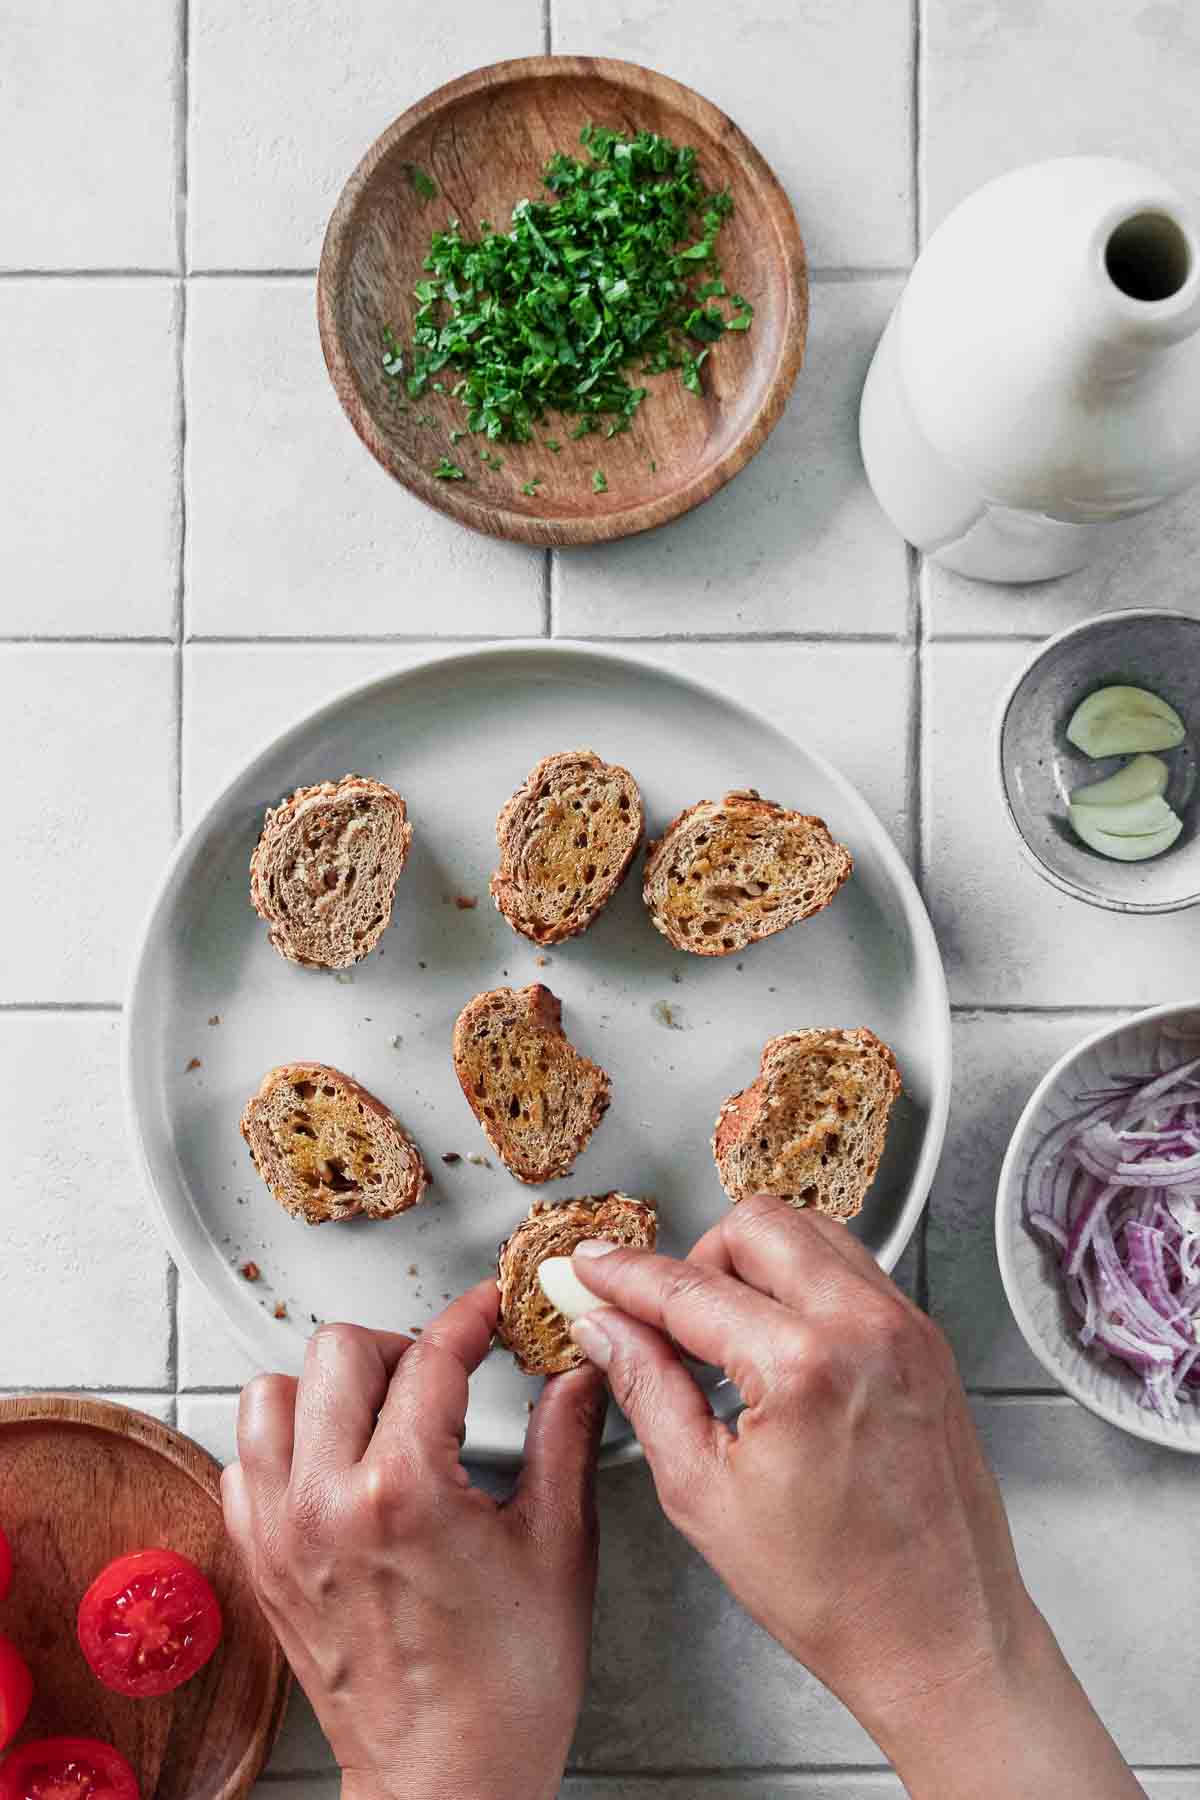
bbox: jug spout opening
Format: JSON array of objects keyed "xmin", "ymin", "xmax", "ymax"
[
  {"xmin": 1105, "ymin": 210, "xmax": 1192, "ymax": 302},
  {"xmin": 1092, "ymin": 197, "xmax": 1200, "ymax": 348}
]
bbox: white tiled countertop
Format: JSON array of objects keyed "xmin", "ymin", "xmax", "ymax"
[{"xmin": 3, "ymin": 0, "xmax": 1199, "ymax": 1791}]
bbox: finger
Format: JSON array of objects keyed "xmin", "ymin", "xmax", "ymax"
[
  {"xmin": 511, "ymin": 1363, "xmax": 607, "ymax": 1536},
  {"xmin": 236, "ymin": 1373, "xmax": 299, "ymax": 1508},
  {"xmin": 291, "ymin": 1323, "xmax": 414, "ymax": 1481},
  {"xmin": 369, "ymin": 1281, "xmax": 499, "ymax": 1472},
  {"xmin": 569, "ymin": 1243, "xmax": 793, "ymax": 1402},
  {"xmin": 220, "ymin": 1463, "xmax": 254, "ymax": 1560},
  {"xmin": 689, "ymin": 1193, "xmax": 897, "ymax": 1312},
  {"xmin": 567, "ymin": 1308, "xmax": 729, "ymax": 1514}
]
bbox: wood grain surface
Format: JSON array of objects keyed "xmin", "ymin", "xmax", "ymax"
[
  {"xmin": 0, "ymin": 1396, "xmax": 289, "ymax": 1798},
  {"xmin": 318, "ymin": 55, "xmax": 808, "ymax": 546}
]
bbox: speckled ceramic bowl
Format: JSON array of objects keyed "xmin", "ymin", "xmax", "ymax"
[
  {"xmin": 997, "ymin": 608, "xmax": 1200, "ymax": 912},
  {"xmin": 996, "ymin": 1001, "xmax": 1200, "ymax": 1452}
]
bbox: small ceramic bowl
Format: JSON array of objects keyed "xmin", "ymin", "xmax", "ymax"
[
  {"xmin": 996, "ymin": 1000, "xmax": 1200, "ymax": 1452},
  {"xmin": 997, "ymin": 607, "xmax": 1200, "ymax": 912}
]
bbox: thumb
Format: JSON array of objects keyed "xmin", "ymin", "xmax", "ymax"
[
  {"xmin": 512, "ymin": 1362, "xmax": 607, "ymax": 1538},
  {"xmin": 568, "ymin": 1307, "xmax": 729, "ymax": 1520}
]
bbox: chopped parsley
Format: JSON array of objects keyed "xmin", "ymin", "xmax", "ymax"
[
  {"xmin": 545, "ymin": 438, "xmax": 562, "ymax": 453},
  {"xmin": 405, "ymin": 164, "xmax": 438, "ymax": 202},
  {"xmin": 383, "ymin": 125, "xmax": 750, "ymax": 446},
  {"xmin": 479, "ymin": 449, "xmax": 504, "ymax": 471},
  {"xmin": 432, "ymin": 456, "xmax": 467, "ymax": 480},
  {"xmin": 592, "ymin": 469, "xmax": 608, "ymax": 494},
  {"xmin": 520, "ymin": 476, "xmax": 544, "ymax": 495}
]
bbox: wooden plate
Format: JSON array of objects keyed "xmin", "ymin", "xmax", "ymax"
[
  {"xmin": 0, "ymin": 1397, "xmax": 289, "ymax": 1797},
  {"xmin": 317, "ymin": 55, "xmax": 807, "ymax": 546}
]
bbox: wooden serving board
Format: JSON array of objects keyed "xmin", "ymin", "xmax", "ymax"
[{"xmin": 0, "ymin": 1397, "xmax": 289, "ymax": 1797}]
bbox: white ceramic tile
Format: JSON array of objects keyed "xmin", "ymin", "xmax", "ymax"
[
  {"xmin": 924, "ymin": 642, "xmax": 1200, "ymax": 1006},
  {"xmin": 0, "ymin": 2, "xmax": 179, "ymax": 269},
  {"xmin": 178, "ymin": 1278, "xmax": 263, "ymax": 1391},
  {"xmin": 185, "ymin": 281, "xmax": 543, "ymax": 638},
  {"xmin": 0, "ymin": 646, "xmax": 175, "ymax": 1003},
  {"xmin": 976, "ymin": 1397, "xmax": 1200, "ymax": 1764},
  {"xmin": 926, "ymin": 1011, "xmax": 1131, "ymax": 1390},
  {"xmin": 0, "ymin": 283, "xmax": 181, "ymax": 637},
  {"xmin": 177, "ymin": 1393, "xmax": 240, "ymax": 1469},
  {"xmin": 183, "ymin": 639, "xmax": 913, "ymax": 853},
  {"xmin": 554, "ymin": 0, "xmax": 913, "ymax": 270},
  {"xmin": 554, "ymin": 280, "xmax": 908, "ymax": 639},
  {"xmin": 0, "ymin": 1016, "xmax": 170, "ymax": 1387},
  {"xmin": 573, "ymin": 1465, "xmax": 881, "ymax": 1769},
  {"xmin": 189, "ymin": 0, "xmax": 542, "ymax": 270},
  {"xmin": 923, "ymin": 0, "xmax": 1200, "ymax": 237},
  {"xmin": 181, "ymin": 643, "xmax": 472, "ymax": 824},
  {"xmin": 924, "ymin": 487, "xmax": 1200, "ymax": 640}
]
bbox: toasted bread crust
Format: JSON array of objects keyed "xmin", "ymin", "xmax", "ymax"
[
  {"xmin": 712, "ymin": 1028, "xmax": 901, "ymax": 1220},
  {"xmin": 452, "ymin": 985, "xmax": 611, "ymax": 1183},
  {"xmin": 497, "ymin": 1194, "xmax": 658, "ymax": 1374},
  {"xmin": 643, "ymin": 789, "xmax": 852, "ymax": 956},
  {"xmin": 240, "ymin": 1061, "xmax": 428, "ymax": 1225},
  {"xmin": 249, "ymin": 774, "xmax": 412, "ymax": 970},
  {"xmin": 490, "ymin": 749, "xmax": 644, "ymax": 945}
]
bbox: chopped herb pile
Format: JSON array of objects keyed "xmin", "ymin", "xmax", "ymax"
[
  {"xmin": 592, "ymin": 469, "xmax": 608, "ymax": 494},
  {"xmin": 383, "ymin": 125, "xmax": 752, "ymax": 447},
  {"xmin": 432, "ymin": 456, "xmax": 467, "ymax": 481}
]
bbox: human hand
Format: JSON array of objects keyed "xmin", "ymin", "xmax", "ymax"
[
  {"xmin": 222, "ymin": 1283, "xmax": 606, "ymax": 1800},
  {"xmin": 565, "ymin": 1195, "xmax": 1143, "ymax": 1800}
]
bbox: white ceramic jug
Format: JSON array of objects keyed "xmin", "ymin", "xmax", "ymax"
[{"xmin": 859, "ymin": 157, "xmax": 1200, "ymax": 583}]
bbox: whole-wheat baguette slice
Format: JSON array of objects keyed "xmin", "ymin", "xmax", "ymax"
[
  {"xmin": 713, "ymin": 1028, "xmax": 901, "ymax": 1220},
  {"xmin": 643, "ymin": 789, "xmax": 852, "ymax": 956},
  {"xmin": 240, "ymin": 1062, "xmax": 428, "ymax": 1226},
  {"xmin": 249, "ymin": 774, "xmax": 412, "ymax": 969},
  {"xmin": 490, "ymin": 749, "xmax": 644, "ymax": 945},
  {"xmin": 497, "ymin": 1194, "xmax": 657, "ymax": 1374},
  {"xmin": 452, "ymin": 984, "xmax": 611, "ymax": 1183}
]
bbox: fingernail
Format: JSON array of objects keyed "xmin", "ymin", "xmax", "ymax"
[
  {"xmin": 573, "ymin": 1237, "xmax": 619, "ymax": 1260},
  {"xmin": 570, "ymin": 1314, "xmax": 614, "ymax": 1371}
]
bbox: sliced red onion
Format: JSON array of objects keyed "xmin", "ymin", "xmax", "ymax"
[{"xmin": 1023, "ymin": 1051, "xmax": 1200, "ymax": 1420}]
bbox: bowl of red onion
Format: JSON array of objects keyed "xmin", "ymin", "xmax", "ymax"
[{"xmin": 997, "ymin": 1001, "xmax": 1200, "ymax": 1450}]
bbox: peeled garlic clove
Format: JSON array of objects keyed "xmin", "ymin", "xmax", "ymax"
[
  {"xmin": 1067, "ymin": 685, "xmax": 1185, "ymax": 757},
  {"xmin": 1071, "ymin": 753, "xmax": 1169, "ymax": 809},
  {"xmin": 1069, "ymin": 804, "xmax": 1183, "ymax": 861},
  {"xmin": 537, "ymin": 1253, "xmax": 609, "ymax": 1321},
  {"xmin": 1073, "ymin": 792, "xmax": 1177, "ymax": 837}
]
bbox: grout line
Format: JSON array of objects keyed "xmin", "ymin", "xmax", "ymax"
[
  {"xmin": 0, "ymin": 644, "xmax": 173, "ymax": 651},
  {"xmin": 0, "ymin": 268, "xmax": 179, "ymax": 280},
  {"xmin": 0, "ymin": 1385, "xmax": 172, "ymax": 1397},
  {"xmin": 189, "ymin": 267, "xmax": 317, "ymax": 280},
  {"xmin": 810, "ymin": 265, "xmax": 910, "ymax": 283},
  {"xmin": 912, "ymin": 0, "xmax": 923, "ymax": 258},
  {"xmin": 0, "ymin": 1001, "xmax": 121, "ymax": 1014},
  {"xmin": 541, "ymin": 630, "xmax": 908, "ymax": 646},
  {"xmin": 968, "ymin": 1387, "xmax": 1065, "ymax": 1400},
  {"xmin": 184, "ymin": 631, "xmax": 543, "ymax": 647},
  {"xmin": 542, "ymin": 0, "xmax": 551, "ymax": 54},
  {"xmin": 950, "ymin": 1002, "xmax": 1141, "ymax": 1018},
  {"xmin": 169, "ymin": 0, "xmax": 190, "ymax": 1410},
  {"xmin": 542, "ymin": 550, "xmax": 553, "ymax": 636},
  {"xmin": 930, "ymin": 631, "xmax": 1052, "ymax": 645}
]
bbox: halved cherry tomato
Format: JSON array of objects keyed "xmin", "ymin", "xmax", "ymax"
[
  {"xmin": 0, "ymin": 1636, "xmax": 32, "ymax": 1751},
  {"xmin": 0, "ymin": 1737, "xmax": 138, "ymax": 1800},
  {"xmin": 77, "ymin": 1550, "xmax": 222, "ymax": 1700},
  {"xmin": 0, "ymin": 1523, "xmax": 11, "ymax": 1603}
]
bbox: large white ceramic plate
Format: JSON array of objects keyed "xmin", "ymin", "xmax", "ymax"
[{"xmin": 125, "ymin": 646, "xmax": 951, "ymax": 1462}]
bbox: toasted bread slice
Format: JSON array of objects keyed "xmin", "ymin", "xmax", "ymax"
[
  {"xmin": 240, "ymin": 1062, "xmax": 428, "ymax": 1225},
  {"xmin": 490, "ymin": 749, "xmax": 644, "ymax": 945},
  {"xmin": 643, "ymin": 789, "xmax": 852, "ymax": 956},
  {"xmin": 250, "ymin": 775, "xmax": 412, "ymax": 969},
  {"xmin": 713, "ymin": 1028, "xmax": 901, "ymax": 1220},
  {"xmin": 452, "ymin": 984, "xmax": 611, "ymax": 1183},
  {"xmin": 497, "ymin": 1194, "xmax": 658, "ymax": 1374}
]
